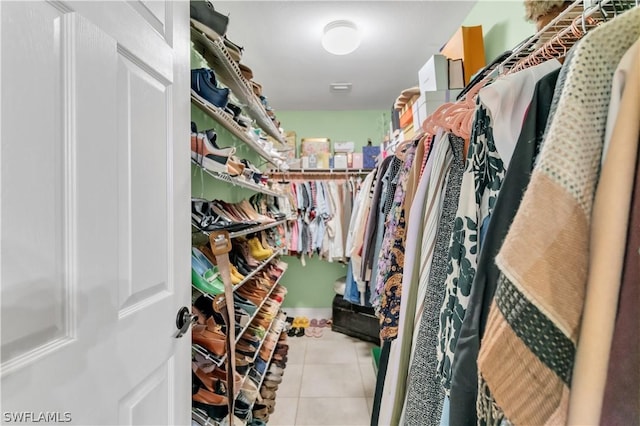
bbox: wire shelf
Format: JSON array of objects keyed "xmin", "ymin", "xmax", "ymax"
[
  {"xmin": 497, "ymin": 0, "xmax": 637, "ymax": 75},
  {"xmin": 190, "ymin": 25, "xmax": 286, "ymax": 146},
  {"xmin": 190, "ymin": 91, "xmax": 282, "ymax": 169},
  {"xmin": 191, "ymin": 159, "xmax": 284, "ymax": 197},
  {"xmin": 191, "ymin": 261, "xmax": 288, "ymax": 368},
  {"xmin": 193, "ymin": 219, "xmax": 287, "ymax": 240}
]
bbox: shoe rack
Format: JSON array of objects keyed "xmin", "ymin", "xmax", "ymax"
[
  {"xmin": 191, "ymin": 19, "xmax": 292, "ymax": 424},
  {"xmin": 192, "ymin": 259, "xmax": 288, "ymax": 367},
  {"xmin": 193, "ymin": 218, "xmax": 289, "ymax": 241},
  {"xmin": 190, "ymin": 27, "xmax": 286, "ymax": 146},
  {"xmin": 191, "ymin": 158, "xmax": 284, "ymax": 197},
  {"xmin": 191, "ymin": 91, "xmax": 284, "ymax": 170}
]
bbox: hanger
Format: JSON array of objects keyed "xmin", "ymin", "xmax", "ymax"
[{"xmin": 599, "ymin": 0, "xmax": 610, "ymax": 21}]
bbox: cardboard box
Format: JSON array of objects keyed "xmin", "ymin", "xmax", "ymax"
[
  {"xmin": 440, "ymin": 25, "xmax": 485, "ymax": 85},
  {"xmin": 419, "ymin": 54, "xmax": 448, "ymax": 93},
  {"xmin": 448, "ymin": 58, "xmax": 465, "ymax": 89},
  {"xmin": 362, "ymin": 146, "xmax": 380, "ymax": 169},
  {"xmin": 334, "ymin": 141, "xmax": 355, "ymax": 153},
  {"xmin": 424, "ymin": 89, "xmax": 462, "ymax": 117},
  {"xmin": 412, "ymin": 101, "xmax": 421, "ymax": 130},
  {"xmin": 352, "ymin": 153, "xmax": 363, "ymax": 169},
  {"xmin": 399, "ymin": 107, "xmax": 413, "ymax": 128},
  {"xmin": 334, "ymin": 154, "xmax": 348, "ymax": 169}
]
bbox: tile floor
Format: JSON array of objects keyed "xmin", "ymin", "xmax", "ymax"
[{"xmin": 267, "ymin": 328, "xmax": 377, "ymax": 426}]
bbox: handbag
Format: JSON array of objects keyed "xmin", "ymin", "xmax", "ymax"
[{"xmin": 190, "ymin": 0, "xmax": 229, "ymax": 37}]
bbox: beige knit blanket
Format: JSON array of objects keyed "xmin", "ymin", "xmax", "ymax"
[{"xmin": 477, "ymin": 7, "xmax": 640, "ymax": 425}]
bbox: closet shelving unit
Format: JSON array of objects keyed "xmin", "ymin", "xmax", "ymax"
[
  {"xmin": 191, "ymin": 159, "xmax": 284, "ymax": 197},
  {"xmin": 191, "ymin": 266, "xmax": 288, "ymax": 426},
  {"xmin": 252, "ymin": 320, "xmax": 286, "ymax": 388},
  {"xmin": 270, "ymin": 168, "xmax": 374, "ymax": 174},
  {"xmin": 190, "ymin": 27, "xmax": 286, "ymax": 146},
  {"xmin": 191, "ymin": 265, "xmax": 285, "ymax": 367},
  {"xmin": 191, "ymin": 249, "xmax": 282, "ymax": 300},
  {"xmin": 191, "ymin": 16, "xmax": 292, "ymax": 426},
  {"xmin": 190, "ymin": 91, "xmax": 284, "ymax": 169},
  {"xmin": 192, "ymin": 219, "xmax": 288, "ymax": 240}
]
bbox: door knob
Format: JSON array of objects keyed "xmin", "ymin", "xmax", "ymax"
[{"xmin": 175, "ymin": 306, "xmax": 197, "ymax": 338}]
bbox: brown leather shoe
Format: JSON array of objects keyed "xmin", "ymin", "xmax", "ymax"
[
  {"xmin": 210, "ymin": 367, "xmax": 244, "ymax": 391},
  {"xmin": 192, "ymin": 388, "xmax": 229, "ymax": 420},
  {"xmin": 236, "ymin": 341, "xmax": 257, "ymax": 357},
  {"xmin": 193, "ymin": 364, "xmax": 227, "ymax": 394},
  {"xmin": 192, "ymin": 318, "xmax": 226, "ymax": 357}
]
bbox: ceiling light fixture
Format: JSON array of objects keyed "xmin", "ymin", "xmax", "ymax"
[
  {"xmin": 322, "ymin": 20, "xmax": 361, "ymax": 55},
  {"xmin": 330, "ymin": 82, "xmax": 353, "ymax": 92}
]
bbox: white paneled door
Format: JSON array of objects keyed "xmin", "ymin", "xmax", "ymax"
[{"xmin": 1, "ymin": 1, "xmax": 191, "ymax": 424}]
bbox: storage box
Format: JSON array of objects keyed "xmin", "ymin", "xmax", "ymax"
[
  {"xmin": 418, "ymin": 54, "xmax": 449, "ymax": 93},
  {"xmin": 403, "ymin": 123, "xmax": 416, "ymax": 141},
  {"xmin": 412, "ymin": 101, "xmax": 421, "ymax": 129},
  {"xmin": 448, "ymin": 58, "xmax": 465, "ymax": 89},
  {"xmin": 331, "ymin": 295, "xmax": 380, "ymax": 344},
  {"xmin": 334, "ymin": 141, "xmax": 355, "ymax": 153},
  {"xmin": 424, "ymin": 89, "xmax": 462, "ymax": 117},
  {"xmin": 399, "ymin": 106, "xmax": 413, "ymax": 129},
  {"xmin": 334, "ymin": 154, "xmax": 348, "ymax": 169},
  {"xmin": 440, "ymin": 25, "xmax": 485, "ymax": 85},
  {"xmin": 362, "ymin": 146, "xmax": 380, "ymax": 169},
  {"xmin": 352, "ymin": 153, "xmax": 363, "ymax": 169}
]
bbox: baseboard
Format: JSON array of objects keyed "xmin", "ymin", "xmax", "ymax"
[{"xmin": 280, "ymin": 307, "xmax": 332, "ymax": 320}]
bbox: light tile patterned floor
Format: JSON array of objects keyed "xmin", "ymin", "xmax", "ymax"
[{"xmin": 267, "ymin": 329, "xmax": 377, "ymax": 426}]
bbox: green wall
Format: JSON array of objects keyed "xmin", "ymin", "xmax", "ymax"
[
  {"xmin": 280, "ymin": 257, "xmax": 347, "ymax": 309},
  {"xmin": 276, "ymin": 109, "xmax": 389, "ymax": 155},
  {"xmin": 269, "ymin": 109, "xmax": 384, "ymax": 308},
  {"xmin": 463, "ymin": 0, "xmax": 535, "ymax": 63}
]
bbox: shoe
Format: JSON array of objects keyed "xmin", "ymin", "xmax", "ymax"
[
  {"xmin": 238, "ymin": 63, "xmax": 253, "ymax": 80},
  {"xmin": 248, "ymin": 237, "xmax": 272, "ymax": 261},
  {"xmin": 226, "ymin": 158, "xmax": 246, "ymax": 177},
  {"xmin": 263, "ymin": 373, "xmax": 282, "ymax": 384},
  {"xmin": 236, "ymin": 341, "xmax": 257, "ymax": 357},
  {"xmin": 260, "ymin": 387, "xmax": 276, "ymax": 400},
  {"xmin": 223, "ymin": 36, "xmax": 243, "ymax": 62},
  {"xmin": 190, "ymin": 3, "xmax": 229, "ymax": 36},
  {"xmin": 192, "ymin": 365, "xmax": 227, "ymax": 395},
  {"xmin": 191, "ymin": 249, "xmax": 225, "ymax": 295},
  {"xmin": 209, "ymin": 367, "xmax": 244, "ymax": 391},
  {"xmin": 233, "ymin": 293, "xmax": 258, "ymax": 315},
  {"xmin": 191, "ymin": 68, "xmax": 229, "ymax": 109},
  {"xmin": 230, "ymin": 264, "xmax": 245, "ymax": 285},
  {"xmin": 191, "ymin": 132, "xmax": 234, "ymax": 174},
  {"xmin": 235, "ymin": 356, "xmax": 251, "ymax": 375},
  {"xmin": 192, "ymin": 388, "xmax": 229, "ymax": 421},
  {"xmin": 192, "ymin": 317, "xmax": 227, "ymax": 357}
]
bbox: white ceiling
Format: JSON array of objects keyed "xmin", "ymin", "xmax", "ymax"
[{"xmin": 215, "ymin": 1, "xmax": 477, "ymax": 111}]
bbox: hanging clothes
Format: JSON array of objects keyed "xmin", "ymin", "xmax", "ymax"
[
  {"xmin": 449, "ymin": 67, "xmax": 561, "ymax": 426},
  {"xmin": 377, "ymin": 140, "xmax": 419, "ymax": 341},
  {"xmin": 568, "ymin": 37, "xmax": 640, "ymax": 425},
  {"xmin": 477, "ymin": 9, "xmax": 640, "ymax": 425},
  {"xmin": 374, "ymin": 134, "xmax": 437, "ymax": 426},
  {"xmin": 402, "ymin": 134, "xmax": 465, "ymax": 426}
]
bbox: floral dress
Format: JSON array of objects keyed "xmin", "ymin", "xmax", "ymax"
[
  {"xmin": 377, "ymin": 141, "xmax": 418, "ymax": 341},
  {"xmin": 437, "ymin": 103, "xmax": 506, "ymax": 391}
]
